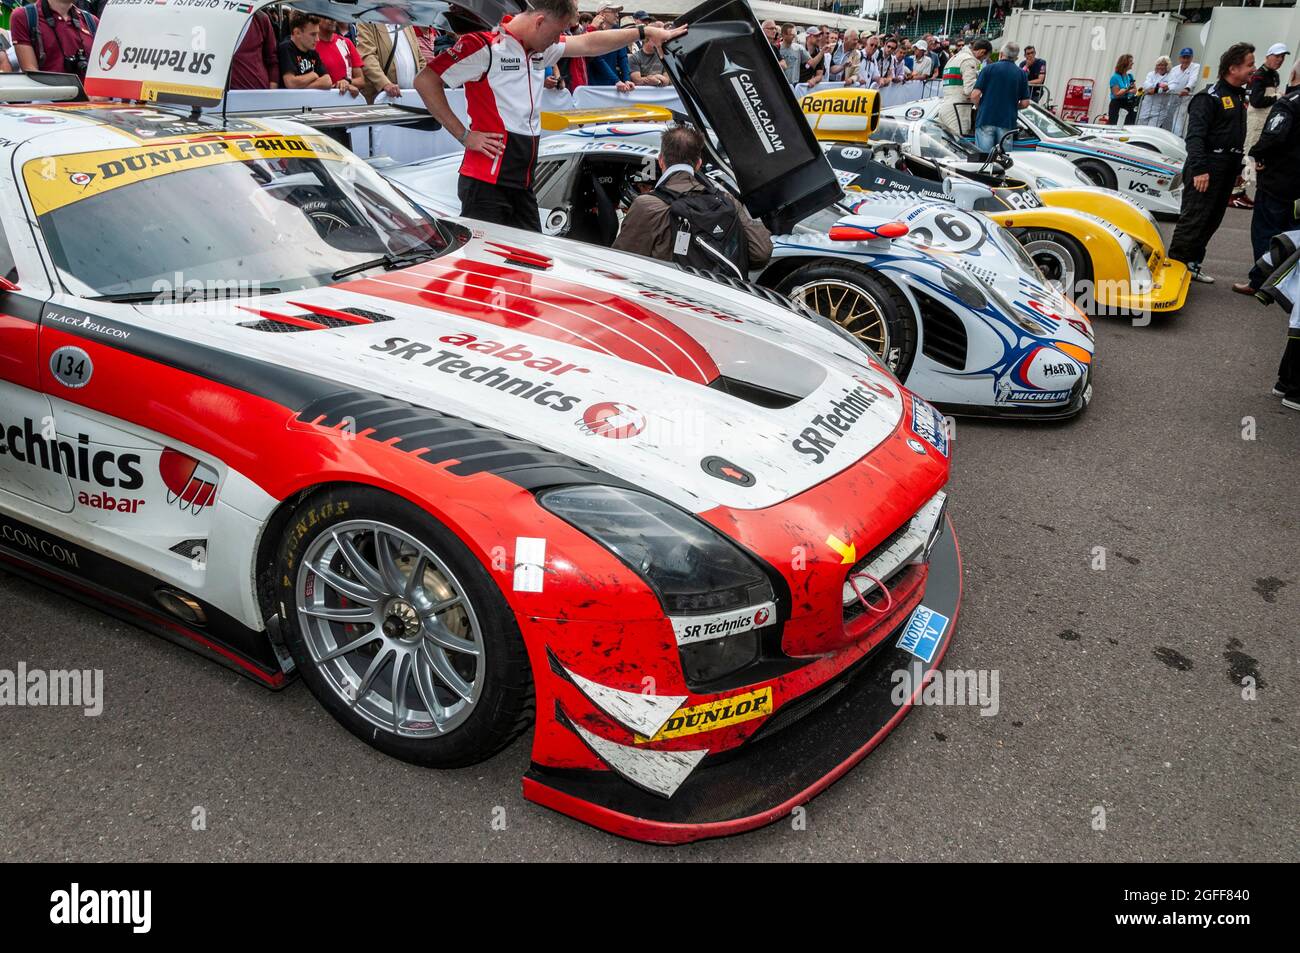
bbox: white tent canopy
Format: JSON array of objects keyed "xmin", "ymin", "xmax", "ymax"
[{"xmin": 578, "ymin": 1, "xmax": 879, "ymax": 33}]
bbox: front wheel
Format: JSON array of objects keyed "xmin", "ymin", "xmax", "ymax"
[
  {"xmin": 774, "ymin": 261, "xmax": 918, "ymax": 380},
  {"xmin": 1074, "ymin": 158, "xmax": 1117, "ymax": 190},
  {"xmin": 1019, "ymin": 229, "xmax": 1092, "ymax": 301},
  {"xmin": 276, "ymin": 486, "xmax": 533, "ymax": 768}
]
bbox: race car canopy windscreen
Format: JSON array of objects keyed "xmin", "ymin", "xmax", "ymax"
[
  {"xmin": 87, "ymin": 0, "xmax": 520, "ymax": 108},
  {"xmin": 664, "ymin": 0, "xmax": 842, "ymax": 232}
]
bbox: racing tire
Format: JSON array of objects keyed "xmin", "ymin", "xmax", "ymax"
[
  {"xmin": 774, "ymin": 262, "xmax": 918, "ymax": 381},
  {"xmin": 276, "ymin": 486, "xmax": 534, "ymax": 768},
  {"xmin": 1074, "ymin": 158, "xmax": 1117, "ymax": 190},
  {"xmin": 1019, "ymin": 229, "xmax": 1093, "ymax": 302}
]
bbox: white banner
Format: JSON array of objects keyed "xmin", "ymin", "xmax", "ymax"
[
  {"xmin": 87, "ymin": 0, "xmax": 254, "ymax": 107},
  {"xmin": 571, "ymin": 85, "xmax": 685, "ymax": 114},
  {"xmin": 368, "ymin": 87, "xmax": 574, "ymax": 162}
]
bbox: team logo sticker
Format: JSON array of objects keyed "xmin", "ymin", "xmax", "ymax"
[
  {"xmin": 577, "ymin": 402, "xmax": 645, "ymax": 439},
  {"xmin": 909, "ymin": 395, "xmax": 949, "ymax": 457},
  {"xmin": 98, "ymin": 39, "xmax": 121, "ymax": 72},
  {"xmin": 898, "ymin": 605, "xmax": 950, "ymax": 664},
  {"xmin": 671, "ymin": 600, "xmax": 777, "ymax": 647},
  {"xmin": 158, "ymin": 448, "xmax": 218, "ymax": 514},
  {"xmin": 635, "ymin": 686, "xmax": 773, "ymax": 743}
]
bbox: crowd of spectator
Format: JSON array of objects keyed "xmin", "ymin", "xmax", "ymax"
[
  {"xmin": 217, "ymin": 3, "xmax": 674, "ymax": 99},
  {"xmin": 0, "ymin": 1, "xmax": 680, "ymax": 97},
  {"xmin": 763, "ymin": 21, "xmax": 1014, "ymax": 93}
]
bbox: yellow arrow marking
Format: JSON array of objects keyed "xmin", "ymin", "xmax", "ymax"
[{"xmin": 826, "ymin": 534, "xmax": 857, "ymax": 565}]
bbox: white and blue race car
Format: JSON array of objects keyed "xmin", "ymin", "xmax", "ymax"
[
  {"xmin": 888, "ymin": 98, "xmax": 1184, "ymax": 218},
  {"xmin": 385, "ymin": 123, "xmax": 1095, "ymax": 419}
]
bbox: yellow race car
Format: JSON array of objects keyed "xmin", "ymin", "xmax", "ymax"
[{"xmin": 806, "ymin": 87, "xmax": 1189, "ymax": 317}]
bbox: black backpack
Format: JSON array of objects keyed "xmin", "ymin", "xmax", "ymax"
[{"xmin": 652, "ymin": 174, "xmax": 749, "ymax": 279}]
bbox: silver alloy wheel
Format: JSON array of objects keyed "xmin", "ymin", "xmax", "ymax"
[
  {"xmin": 1023, "ymin": 237, "xmax": 1077, "ymax": 296},
  {"xmin": 791, "ymin": 279, "xmax": 892, "ymax": 365},
  {"xmin": 295, "ymin": 520, "xmax": 485, "ymax": 738},
  {"xmin": 308, "ymin": 209, "xmax": 351, "ymax": 236}
]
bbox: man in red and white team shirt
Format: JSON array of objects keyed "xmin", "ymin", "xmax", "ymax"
[
  {"xmin": 414, "ymin": 0, "xmax": 686, "ymax": 231},
  {"xmin": 315, "ymin": 18, "xmax": 364, "ymax": 93}
]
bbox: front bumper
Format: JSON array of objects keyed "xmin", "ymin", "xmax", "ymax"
[
  {"xmin": 933, "ymin": 362, "xmax": 1093, "ymax": 421},
  {"xmin": 522, "ymin": 515, "xmax": 962, "ymax": 844},
  {"xmin": 1101, "ymin": 257, "xmax": 1190, "ymax": 314}
]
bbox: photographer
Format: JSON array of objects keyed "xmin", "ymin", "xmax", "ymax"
[{"xmin": 10, "ymin": 0, "xmax": 98, "ymax": 78}]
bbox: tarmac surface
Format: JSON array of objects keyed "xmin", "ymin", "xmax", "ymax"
[{"xmin": 1, "ymin": 210, "xmax": 1296, "ymax": 861}]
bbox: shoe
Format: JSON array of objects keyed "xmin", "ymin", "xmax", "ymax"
[
  {"xmin": 1232, "ymin": 282, "xmax": 1258, "ymax": 295},
  {"xmin": 1229, "ymin": 194, "xmax": 1255, "ymax": 209},
  {"xmin": 1283, "ymin": 396, "xmax": 1300, "ymax": 411},
  {"xmin": 1273, "ymin": 384, "xmax": 1286, "ymax": 396},
  {"xmin": 1190, "ymin": 269, "xmax": 1215, "ymax": 284}
]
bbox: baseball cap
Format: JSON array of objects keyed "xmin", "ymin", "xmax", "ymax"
[
  {"xmin": 1267, "ymin": 42, "xmax": 1290, "ymax": 57},
  {"xmin": 1179, "ymin": 47, "xmax": 1194, "ymax": 57},
  {"xmin": 633, "ymin": 10, "xmax": 649, "ymax": 20},
  {"xmin": 596, "ymin": 3, "xmax": 623, "ymax": 13},
  {"xmin": 805, "ymin": 26, "xmax": 820, "ymax": 36},
  {"xmin": 914, "ymin": 39, "xmax": 928, "ymax": 51}
]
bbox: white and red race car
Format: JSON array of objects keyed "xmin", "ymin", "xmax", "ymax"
[{"xmin": 0, "ymin": 1, "xmax": 961, "ymax": 842}]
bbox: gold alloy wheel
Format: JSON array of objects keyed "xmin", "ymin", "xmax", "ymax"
[{"xmin": 792, "ymin": 279, "xmax": 891, "ymax": 363}]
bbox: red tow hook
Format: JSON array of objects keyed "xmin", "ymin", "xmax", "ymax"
[{"xmin": 847, "ymin": 571, "xmax": 894, "ymax": 616}]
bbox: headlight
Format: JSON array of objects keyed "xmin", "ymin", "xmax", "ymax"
[
  {"xmin": 542, "ymin": 485, "xmax": 776, "ymax": 684},
  {"xmin": 1074, "ymin": 167, "xmax": 1093, "ymax": 185},
  {"xmin": 940, "ymin": 266, "xmax": 987, "ymax": 310},
  {"xmin": 541, "ymin": 485, "xmax": 774, "ymax": 615},
  {"xmin": 1035, "ymin": 176, "xmax": 1062, "ymax": 190},
  {"xmin": 1128, "ymin": 243, "xmax": 1154, "ymax": 291}
]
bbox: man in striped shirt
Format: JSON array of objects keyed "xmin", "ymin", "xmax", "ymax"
[{"xmin": 937, "ymin": 36, "xmax": 991, "ymax": 135}]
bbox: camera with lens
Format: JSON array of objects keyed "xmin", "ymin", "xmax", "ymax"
[{"xmin": 67, "ymin": 49, "xmax": 89, "ymax": 75}]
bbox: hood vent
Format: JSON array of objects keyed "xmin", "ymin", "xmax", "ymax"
[
  {"xmin": 674, "ymin": 264, "xmax": 801, "ymax": 312},
  {"xmin": 238, "ymin": 305, "xmax": 394, "ymax": 333}
]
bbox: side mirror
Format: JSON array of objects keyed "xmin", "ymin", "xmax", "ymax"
[
  {"xmin": 946, "ymin": 177, "xmax": 995, "ymax": 210},
  {"xmin": 0, "ymin": 276, "xmax": 19, "ymax": 293}
]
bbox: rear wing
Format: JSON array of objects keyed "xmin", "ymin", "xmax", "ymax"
[
  {"xmin": 663, "ymin": 0, "xmax": 843, "ymax": 234},
  {"xmin": 541, "ymin": 105, "xmax": 677, "ymax": 132},
  {"xmin": 0, "ymin": 71, "xmax": 84, "ymax": 103},
  {"xmin": 239, "ymin": 102, "xmax": 442, "ymax": 134},
  {"xmin": 801, "ymin": 88, "xmax": 880, "ymax": 144},
  {"xmin": 87, "ymin": 0, "xmax": 522, "ymax": 108}
]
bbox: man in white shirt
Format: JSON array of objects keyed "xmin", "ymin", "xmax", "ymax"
[
  {"xmin": 1165, "ymin": 47, "xmax": 1201, "ymax": 136},
  {"xmin": 356, "ymin": 19, "xmax": 427, "ymax": 101},
  {"xmin": 911, "ymin": 39, "xmax": 934, "ymax": 81}
]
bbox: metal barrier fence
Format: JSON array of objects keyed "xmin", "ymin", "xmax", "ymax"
[{"xmin": 216, "ymin": 80, "xmax": 944, "ymax": 164}]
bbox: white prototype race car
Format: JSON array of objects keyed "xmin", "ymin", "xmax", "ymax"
[
  {"xmin": 1073, "ymin": 114, "xmax": 1188, "ymax": 166},
  {"xmin": 888, "ymin": 98, "xmax": 1185, "ymax": 218}
]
